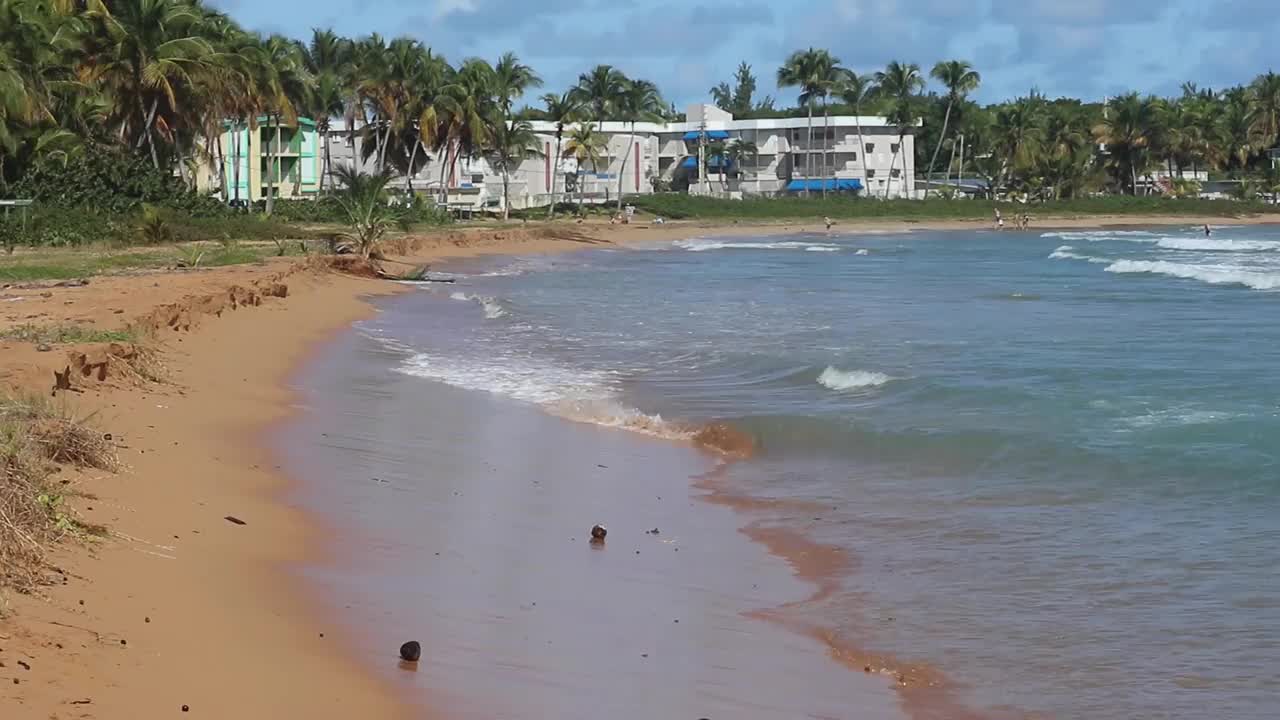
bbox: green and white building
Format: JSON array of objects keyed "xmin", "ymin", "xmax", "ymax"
[{"xmin": 197, "ymin": 117, "xmax": 321, "ymax": 202}]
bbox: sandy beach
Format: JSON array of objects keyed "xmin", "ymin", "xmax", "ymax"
[{"xmin": 2, "ymin": 214, "xmax": 1279, "ymax": 718}]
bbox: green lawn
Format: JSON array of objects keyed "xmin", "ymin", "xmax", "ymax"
[{"xmin": 0, "ymin": 241, "xmax": 308, "ymax": 282}]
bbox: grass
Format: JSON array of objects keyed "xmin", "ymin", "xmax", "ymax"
[
  {"xmin": 1, "ymin": 324, "xmax": 137, "ymax": 345},
  {"xmin": 627, "ymin": 194, "xmax": 1278, "ymax": 221},
  {"xmin": 0, "ymin": 239, "xmax": 314, "ymax": 282},
  {"xmin": 1, "ymin": 394, "xmax": 115, "ymax": 598}
]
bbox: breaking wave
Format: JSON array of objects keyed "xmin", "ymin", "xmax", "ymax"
[
  {"xmin": 675, "ymin": 238, "xmax": 841, "ymax": 252},
  {"xmin": 816, "ymin": 366, "xmax": 893, "ymax": 391},
  {"xmin": 1154, "ymin": 238, "xmax": 1280, "ymax": 252},
  {"xmin": 1104, "ymin": 260, "xmax": 1280, "ymax": 290},
  {"xmin": 1048, "ymin": 245, "xmax": 1111, "ymax": 264},
  {"xmin": 449, "ymin": 291, "xmax": 508, "ymax": 319}
]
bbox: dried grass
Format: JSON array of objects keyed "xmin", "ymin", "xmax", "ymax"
[{"xmin": 0, "ymin": 395, "xmax": 116, "ymax": 596}]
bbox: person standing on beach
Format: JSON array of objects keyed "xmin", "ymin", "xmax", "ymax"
[
  {"xmin": 824, "ymin": 216, "xmax": 833, "ymax": 232},
  {"xmin": 994, "ymin": 208, "xmax": 1004, "ymax": 231}
]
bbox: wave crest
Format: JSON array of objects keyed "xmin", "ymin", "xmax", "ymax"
[
  {"xmin": 1104, "ymin": 260, "xmax": 1280, "ymax": 290},
  {"xmin": 448, "ymin": 291, "xmax": 507, "ymax": 319},
  {"xmin": 817, "ymin": 367, "xmax": 892, "ymax": 391}
]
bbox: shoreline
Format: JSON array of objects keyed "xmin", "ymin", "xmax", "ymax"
[{"xmin": 2, "ymin": 216, "xmax": 1275, "ymax": 717}]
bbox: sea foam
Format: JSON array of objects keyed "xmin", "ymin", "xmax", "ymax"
[
  {"xmin": 1104, "ymin": 260, "xmax": 1280, "ymax": 290},
  {"xmin": 1048, "ymin": 245, "xmax": 1110, "ymax": 264},
  {"xmin": 817, "ymin": 367, "xmax": 893, "ymax": 391}
]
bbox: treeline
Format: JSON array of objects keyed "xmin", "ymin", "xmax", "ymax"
[{"xmin": 711, "ymin": 51, "xmax": 1280, "ymax": 199}]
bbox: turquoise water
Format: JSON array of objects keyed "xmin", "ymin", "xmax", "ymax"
[{"xmin": 375, "ymin": 225, "xmax": 1280, "ymax": 718}]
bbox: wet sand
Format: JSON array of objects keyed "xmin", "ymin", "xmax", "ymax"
[{"xmin": 277, "ymin": 299, "xmax": 906, "ymax": 719}]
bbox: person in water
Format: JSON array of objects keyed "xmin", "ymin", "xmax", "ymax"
[
  {"xmin": 1204, "ymin": 224, "xmax": 1212, "ymax": 237},
  {"xmin": 824, "ymin": 216, "xmax": 833, "ymax": 232}
]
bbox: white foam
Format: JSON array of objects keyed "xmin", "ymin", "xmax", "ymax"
[
  {"xmin": 1104, "ymin": 260, "xmax": 1280, "ymax": 290},
  {"xmin": 396, "ymin": 353, "xmax": 690, "ymax": 441},
  {"xmin": 1048, "ymin": 245, "xmax": 1111, "ymax": 264},
  {"xmin": 816, "ymin": 367, "xmax": 893, "ymax": 391},
  {"xmin": 1155, "ymin": 238, "xmax": 1280, "ymax": 252},
  {"xmin": 675, "ymin": 239, "xmax": 840, "ymax": 252},
  {"xmin": 855, "ymin": 248, "xmax": 870, "ymax": 256},
  {"xmin": 1040, "ymin": 230, "xmax": 1159, "ymax": 242},
  {"xmin": 447, "ymin": 291, "xmax": 507, "ymax": 318}
]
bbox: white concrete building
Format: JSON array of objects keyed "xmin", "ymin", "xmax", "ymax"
[{"xmin": 321, "ymin": 104, "xmax": 917, "ymax": 212}]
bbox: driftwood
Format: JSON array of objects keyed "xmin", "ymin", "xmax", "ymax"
[{"xmin": 371, "ymin": 259, "xmax": 455, "ymax": 283}]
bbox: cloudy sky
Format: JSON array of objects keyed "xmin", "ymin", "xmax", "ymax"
[{"xmin": 215, "ymin": 0, "xmax": 1278, "ymax": 108}]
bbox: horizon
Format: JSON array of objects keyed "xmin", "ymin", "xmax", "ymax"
[{"xmin": 212, "ymin": 0, "xmax": 1278, "ymax": 107}]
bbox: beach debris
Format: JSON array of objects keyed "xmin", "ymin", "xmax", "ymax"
[
  {"xmin": 864, "ymin": 665, "xmax": 872, "ymax": 673},
  {"xmin": 590, "ymin": 524, "xmax": 607, "ymax": 542},
  {"xmin": 35, "ymin": 342, "xmax": 52, "ymax": 352},
  {"xmin": 17, "ymin": 660, "xmax": 30, "ymax": 670},
  {"xmin": 646, "ymin": 528, "xmax": 660, "ymax": 535},
  {"xmin": 399, "ymin": 641, "xmax": 422, "ymax": 663},
  {"xmin": 223, "ymin": 515, "xmax": 247, "ymax": 526},
  {"xmin": 182, "ymin": 704, "xmax": 189, "ymax": 712},
  {"xmin": 71, "ymin": 699, "xmax": 91, "ymax": 705},
  {"xmin": 144, "ymin": 617, "xmax": 150, "ymax": 624}
]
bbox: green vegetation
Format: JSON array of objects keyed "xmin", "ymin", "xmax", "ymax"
[
  {"xmin": 0, "ymin": 324, "xmax": 136, "ymax": 345},
  {"xmin": 1, "ymin": 394, "xmax": 115, "ymax": 596},
  {"xmin": 0, "ymin": 240, "xmax": 311, "ymax": 282},
  {"xmin": 629, "ymin": 195, "xmax": 1272, "ymax": 222}
]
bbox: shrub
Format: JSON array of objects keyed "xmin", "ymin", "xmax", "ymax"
[{"xmin": 9, "ymin": 148, "xmax": 223, "ymax": 216}]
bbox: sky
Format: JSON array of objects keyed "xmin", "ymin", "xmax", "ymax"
[{"xmin": 212, "ymin": 0, "xmax": 1280, "ymax": 109}]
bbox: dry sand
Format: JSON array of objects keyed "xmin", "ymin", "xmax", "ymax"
[{"xmin": 1, "ymin": 213, "xmax": 1277, "ymax": 717}]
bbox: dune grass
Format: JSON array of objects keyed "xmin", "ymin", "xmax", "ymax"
[
  {"xmin": 0, "ymin": 324, "xmax": 137, "ymax": 345},
  {"xmin": 0, "ymin": 239, "xmax": 313, "ymax": 283},
  {"xmin": 1, "ymin": 395, "xmax": 115, "ymax": 599}
]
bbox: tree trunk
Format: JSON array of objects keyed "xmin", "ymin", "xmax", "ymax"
[
  {"xmin": 175, "ymin": 132, "xmax": 189, "ymax": 188},
  {"xmin": 822, "ymin": 99, "xmax": 829, "ymax": 199},
  {"xmin": 138, "ymin": 96, "xmax": 160, "ymax": 169},
  {"xmin": 927, "ymin": 100, "xmax": 954, "ymax": 194},
  {"xmin": 502, "ymin": 168, "xmax": 511, "ymax": 221},
  {"xmin": 438, "ymin": 140, "xmax": 452, "ymax": 205},
  {"xmin": 804, "ymin": 102, "xmax": 813, "ymax": 197},
  {"xmin": 854, "ymin": 102, "xmax": 869, "ymax": 196},
  {"xmin": 548, "ymin": 133, "xmax": 563, "ymax": 219},
  {"xmin": 265, "ymin": 114, "xmax": 276, "ymax": 216},
  {"xmin": 232, "ymin": 121, "xmax": 242, "ymax": 206},
  {"xmin": 319, "ymin": 122, "xmax": 330, "ymax": 194},
  {"xmin": 617, "ymin": 121, "xmax": 636, "ymax": 212},
  {"xmin": 406, "ymin": 139, "xmax": 419, "ymax": 194}
]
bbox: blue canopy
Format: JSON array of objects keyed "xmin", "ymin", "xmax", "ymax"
[
  {"xmin": 682, "ymin": 130, "xmax": 730, "ymax": 141},
  {"xmin": 785, "ymin": 178, "xmax": 863, "ymax": 192},
  {"xmin": 679, "ymin": 155, "xmax": 732, "ymax": 169}
]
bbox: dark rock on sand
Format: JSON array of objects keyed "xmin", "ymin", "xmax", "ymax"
[
  {"xmin": 591, "ymin": 524, "xmax": 607, "ymax": 541},
  {"xmin": 400, "ymin": 641, "xmax": 422, "ymax": 662}
]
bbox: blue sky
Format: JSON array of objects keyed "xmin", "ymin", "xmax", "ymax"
[{"xmin": 214, "ymin": 0, "xmax": 1279, "ymax": 108}]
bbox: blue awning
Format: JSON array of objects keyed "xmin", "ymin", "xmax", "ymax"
[
  {"xmin": 679, "ymin": 156, "xmax": 732, "ymax": 169},
  {"xmin": 680, "ymin": 156, "xmax": 697, "ymax": 168},
  {"xmin": 682, "ymin": 130, "xmax": 730, "ymax": 141},
  {"xmin": 785, "ymin": 178, "xmax": 864, "ymax": 192}
]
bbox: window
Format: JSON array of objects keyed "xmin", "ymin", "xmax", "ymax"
[
  {"xmin": 891, "ymin": 168, "xmax": 901, "ymax": 178},
  {"xmin": 792, "ymin": 129, "xmax": 804, "ymax": 141},
  {"xmin": 864, "ymin": 143, "xmax": 875, "ymax": 153},
  {"xmin": 866, "ymin": 169, "xmax": 876, "ymax": 178},
  {"xmin": 890, "ymin": 143, "xmax": 900, "ymax": 154},
  {"xmin": 795, "ymin": 154, "xmax": 806, "ymax": 168}
]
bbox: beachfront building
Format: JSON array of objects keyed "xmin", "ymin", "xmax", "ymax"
[
  {"xmin": 194, "ymin": 117, "xmax": 322, "ymax": 203},
  {"xmin": 318, "ymin": 104, "xmax": 917, "ymax": 213}
]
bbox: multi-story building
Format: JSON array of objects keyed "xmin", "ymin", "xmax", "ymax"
[
  {"xmin": 317, "ymin": 104, "xmax": 917, "ymax": 211},
  {"xmin": 195, "ymin": 117, "xmax": 322, "ymax": 203}
]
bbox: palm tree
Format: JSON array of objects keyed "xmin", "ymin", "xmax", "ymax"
[
  {"xmin": 571, "ymin": 64, "xmax": 627, "ymax": 129},
  {"xmin": 1217, "ymin": 93, "xmax": 1264, "ymax": 173},
  {"xmin": 1250, "ymin": 71, "xmax": 1280, "ymax": 151},
  {"xmin": 563, "ymin": 121, "xmax": 604, "ymax": 212},
  {"xmin": 614, "ymin": 78, "xmax": 663, "ymax": 211},
  {"xmin": 331, "ymin": 165, "xmax": 405, "ymax": 259},
  {"xmin": 874, "ymin": 61, "xmax": 925, "ymax": 198},
  {"xmin": 488, "ymin": 117, "xmax": 542, "ymax": 220},
  {"xmin": 926, "ymin": 60, "xmax": 980, "ymax": 192},
  {"xmin": 255, "ymin": 34, "xmax": 311, "ymax": 215},
  {"xmin": 304, "ymin": 29, "xmax": 352, "ymax": 194},
  {"xmin": 725, "ymin": 137, "xmax": 758, "ymax": 186},
  {"xmin": 777, "ymin": 48, "xmax": 840, "ymax": 197},
  {"xmin": 540, "ymin": 90, "xmax": 581, "ymax": 218},
  {"xmin": 1095, "ymin": 92, "xmax": 1159, "ymax": 194},
  {"xmin": 836, "ymin": 70, "xmax": 875, "ymax": 194}
]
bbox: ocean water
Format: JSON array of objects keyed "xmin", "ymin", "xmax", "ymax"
[{"xmin": 357, "ymin": 224, "xmax": 1280, "ymax": 718}]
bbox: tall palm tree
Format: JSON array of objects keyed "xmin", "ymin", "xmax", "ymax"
[
  {"xmin": 614, "ymin": 78, "xmax": 663, "ymax": 211},
  {"xmin": 836, "ymin": 70, "xmax": 875, "ymax": 195},
  {"xmin": 777, "ymin": 48, "xmax": 840, "ymax": 196},
  {"xmin": 926, "ymin": 60, "xmax": 980, "ymax": 192},
  {"xmin": 1095, "ymin": 92, "xmax": 1159, "ymax": 194},
  {"xmin": 304, "ymin": 28, "xmax": 351, "ymax": 194},
  {"xmin": 571, "ymin": 64, "xmax": 627, "ymax": 129},
  {"xmin": 540, "ymin": 90, "xmax": 581, "ymax": 218},
  {"xmin": 725, "ymin": 137, "xmax": 758, "ymax": 186},
  {"xmin": 874, "ymin": 61, "xmax": 924, "ymax": 198},
  {"xmin": 488, "ymin": 117, "xmax": 542, "ymax": 220},
  {"xmin": 255, "ymin": 33, "xmax": 311, "ymax": 215},
  {"xmin": 1217, "ymin": 92, "xmax": 1264, "ymax": 173},
  {"xmin": 563, "ymin": 121, "xmax": 604, "ymax": 212},
  {"xmin": 1250, "ymin": 71, "xmax": 1280, "ymax": 151}
]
